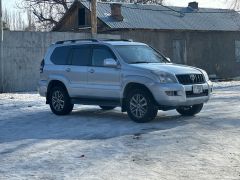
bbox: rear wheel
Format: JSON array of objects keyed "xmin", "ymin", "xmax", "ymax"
[
  {"xmin": 49, "ymin": 86, "xmax": 74, "ymax": 115},
  {"xmin": 126, "ymin": 89, "xmax": 158, "ymax": 123},
  {"xmin": 176, "ymin": 103, "xmax": 203, "ymax": 116},
  {"xmin": 99, "ymin": 106, "xmax": 116, "ymax": 110}
]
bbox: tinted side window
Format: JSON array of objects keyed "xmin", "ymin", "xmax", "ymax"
[
  {"xmin": 70, "ymin": 46, "xmax": 91, "ymax": 66},
  {"xmin": 51, "ymin": 46, "xmax": 71, "ymax": 65},
  {"xmin": 92, "ymin": 47, "xmax": 116, "ymax": 67}
]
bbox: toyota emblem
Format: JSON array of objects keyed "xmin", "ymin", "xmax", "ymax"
[{"xmin": 190, "ymin": 74, "xmax": 196, "ymax": 82}]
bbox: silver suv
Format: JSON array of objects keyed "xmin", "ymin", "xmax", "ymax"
[{"xmin": 39, "ymin": 39, "xmax": 213, "ymax": 123}]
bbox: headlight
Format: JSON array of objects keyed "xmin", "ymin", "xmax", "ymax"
[
  {"xmin": 152, "ymin": 71, "xmax": 177, "ymax": 83},
  {"xmin": 201, "ymin": 70, "xmax": 209, "ymax": 81}
]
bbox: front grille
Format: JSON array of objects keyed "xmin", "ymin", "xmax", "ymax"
[
  {"xmin": 186, "ymin": 89, "xmax": 209, "ymax": 98},
  {"xmin": 176, "ymin": 74, "xmax": 205, "ymax": 85}
]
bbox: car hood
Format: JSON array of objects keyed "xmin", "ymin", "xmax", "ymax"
[{"xmin": 130, "ymin": 63, "xmax": 202, "ymax": 75}]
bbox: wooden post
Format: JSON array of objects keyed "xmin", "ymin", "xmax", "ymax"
[{"xmin": 91, "ymin": 0, "xmax": 97, "ymax": 37}]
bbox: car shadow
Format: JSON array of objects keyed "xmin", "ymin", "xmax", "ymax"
[{"xmin": 0, "ymin": 106, "xmax": 194, "ymax": 144}]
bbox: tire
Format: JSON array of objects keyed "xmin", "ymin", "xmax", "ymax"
[
  {"xmin": 99, "ymin": 106, "xmax": 116, "ymax": 110},
  {"xmin": 126, "ymin": 89, "xmax": 158, "ymax": 123},
  {"xmin": 176, "ymin": 103, "xmax": 203, "ymax": 116},
  {"xmin": 49, "ymin": 86, "xmax": 74, "ymax": 115}
]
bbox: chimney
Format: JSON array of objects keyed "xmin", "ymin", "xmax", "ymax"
[
  {"xmin": 188, "ymin": 2, "xmax": 198, "ymax": 10},
  {"xmin": 110, "ymin": 3, "xmax": 123, "ymax": 21}
]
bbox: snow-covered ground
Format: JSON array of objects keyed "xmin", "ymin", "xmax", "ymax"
[{"xmin": 0, "ymin": 81, "xmax": 240, "ymax": 180}]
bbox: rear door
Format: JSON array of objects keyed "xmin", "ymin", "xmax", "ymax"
[
  {"xmin": 87, "ymin": 45, "xmax": 121, "ymax": 99},
  {"xmin": 65, "ymin": 45, "xmax": 91, "ymax": 97}
]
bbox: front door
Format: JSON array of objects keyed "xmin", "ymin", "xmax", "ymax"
[{"xmin": 87, "ymin": 45, "xmax": 121, "ymax": 99}]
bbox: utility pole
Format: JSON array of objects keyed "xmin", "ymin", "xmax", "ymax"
[
  {"xmin": 90, "ymin": 0, "xmax": 97, "ymax": 37},
  {"xmin": 0, "ymin": 0, "xmax": 3, "ymax": 93}
]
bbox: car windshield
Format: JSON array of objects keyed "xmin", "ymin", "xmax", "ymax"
[{"xmin": 114, "ymin": 45, "xmax": 167, "ymax": 64}]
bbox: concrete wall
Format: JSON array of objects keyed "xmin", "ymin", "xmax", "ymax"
[
  {"xmin": 110, "ymin": 30, "xmax": 240, "ymax": 78},
  {"xmin": 0, "ymin": 31, "xmax": 120, "ymax": 92}
]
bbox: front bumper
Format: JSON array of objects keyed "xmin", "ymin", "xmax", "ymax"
[{"xmin": 150, "ymin": 80, "xmax": 213, "ymax": 107}]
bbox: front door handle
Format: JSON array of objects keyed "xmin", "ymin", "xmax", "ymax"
[
  {"xmin": 89, "ymin": 69, "xmax": 95, "ymax": 73},
  {"xmin": 65, "ymin": 68, "xmax": 71, "ymax": 72}
]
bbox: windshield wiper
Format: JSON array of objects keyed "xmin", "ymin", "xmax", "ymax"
[{"xmin": 130, "ymin": 61, "xmax": 150, "ymax": 64}]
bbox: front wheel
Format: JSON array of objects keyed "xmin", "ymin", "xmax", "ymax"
[
  {"xmin": 49, "ymin": 86, "xmax": 74, "ymax": 115},
  {"xmin": 126, "ymin": 89, "xmax": 158, "ymax": 123},
  {"xmin": 176, "ymin": 103, "xmax": 203, "ymax": 116}
]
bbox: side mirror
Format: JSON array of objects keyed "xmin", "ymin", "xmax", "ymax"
[
  {"xmin": 104, "ymin": 58, "xmax": 118, "ymax": 68},
  {"xmin": 166, "ymin": 57, "xmax": 171, "ymax": 62}
]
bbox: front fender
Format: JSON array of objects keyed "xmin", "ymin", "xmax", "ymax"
[{"xmin": 121, "ymin": 75, "xmax": 157, "ymax": 98}]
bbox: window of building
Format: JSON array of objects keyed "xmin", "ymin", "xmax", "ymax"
[
  {"xmin": 78, "ymin": 8, "xmax": 86, "ymax": 26},
  {"xmin": 70, "ymin": 46, "xmax": 91, "ymax": 66},
  {"xmin": 235, "ymin": 40, "xmax": 240, "ymax": 62}
]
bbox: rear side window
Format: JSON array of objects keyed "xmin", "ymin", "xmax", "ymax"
[
  {"xmin": 70, "ymin": 46, "xmax": 91, "ymax": 66},
  {"xmin": 92, "ymin": 46, "xmax": 116, "ymax": 67},
  {"xmin": 50, "ymin": 46, "xmax": 71, "ymax": 65}
]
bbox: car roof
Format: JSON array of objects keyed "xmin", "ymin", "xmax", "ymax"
[
  {"xmin": 53, "ymin": 39, "xmax": 147, "ymax": 47},
  {"xmin": 103, "ymin": 41, "xmax": 146, "ymax": 46}
]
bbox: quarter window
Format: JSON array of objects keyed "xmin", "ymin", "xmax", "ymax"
[
  {"xmin": 92, "ymin": 46, "xmax": 115, "ymax": 67},
  {"xmin": 50, "ymin": 46, "xmax": 71, "ymax": 65}
]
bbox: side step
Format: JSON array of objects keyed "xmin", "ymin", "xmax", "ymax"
[{"xmin": 71, "ymin": 98, "xmax": 121, "ymax": 107}]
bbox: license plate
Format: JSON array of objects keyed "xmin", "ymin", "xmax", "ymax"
[{"xmin": 193, "ymin": 85, "xmax": 203, "ymax": 94}]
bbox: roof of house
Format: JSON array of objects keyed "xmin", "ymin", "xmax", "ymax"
[{"xmin": 56, "ymin": 1, "xmax": 240, "ymax": 32}]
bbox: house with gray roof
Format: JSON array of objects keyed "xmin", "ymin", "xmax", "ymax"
[{"xmin": 53, "ymin": 1, "xmax": 240, "ymax": 78}]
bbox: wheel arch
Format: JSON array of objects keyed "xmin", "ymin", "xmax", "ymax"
[{"xmin": 121, "ymin": 82, "xmax": 157, "ymax": 112}]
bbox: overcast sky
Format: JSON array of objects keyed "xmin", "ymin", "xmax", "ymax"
[
  {"xmin": 3, "ymin": 0, "xmax": 17, "ymax": 10},
  {"xmin": 165, "ymin": 0, "xmax": 229, "ymax": 8}
]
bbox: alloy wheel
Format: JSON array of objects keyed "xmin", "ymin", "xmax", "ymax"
[
  {"xmin": 52, "ymin": 90, "xmax": 65, "ymax": 111},
  {"xmin": 129, "ymin": 94, "xmax": 148, "ymax": 118}
]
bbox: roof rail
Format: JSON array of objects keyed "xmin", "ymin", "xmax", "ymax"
[
  {"xmin": 102, "ymin": 39, "xmax": 133, "ymax": 42},
  {"xmin": 55, "ymin": 39, "xmax": 99, "ymax": 44}
]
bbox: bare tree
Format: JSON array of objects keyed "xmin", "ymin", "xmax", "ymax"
[
  {"xmin": 24, "ymin": 9, "xmax": 37, "ymax": 31},
  {"xmin": 127, "ymin": 0, "xmax": 163, "ymax": 4},
  {"xmin": 229, "ymin": 0, "xmax": 240, "ymax": 9},
  {"xmin": 18, "ymin": 0, "xmax": 73, "ymax": 30},
  {"xmin": 3, "ymin": 21, "xmax": 10, "ymax": 30},
  {"xmin": 3, "ymin": 8, "xmax": 26, "ymax": 31}
]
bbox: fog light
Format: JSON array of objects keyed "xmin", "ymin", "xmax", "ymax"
[{"xmin": 165, "ymin": 91, "xmax": 178, "ymax": 96}]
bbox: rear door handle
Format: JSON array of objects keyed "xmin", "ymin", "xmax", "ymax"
[
  {"xmin": 65, "ymin": 68, "xmax": 71, "ymax": 72},
  {"xmin": 89, "ymin": 69, "xmax": 95, "ymax": 73}
]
